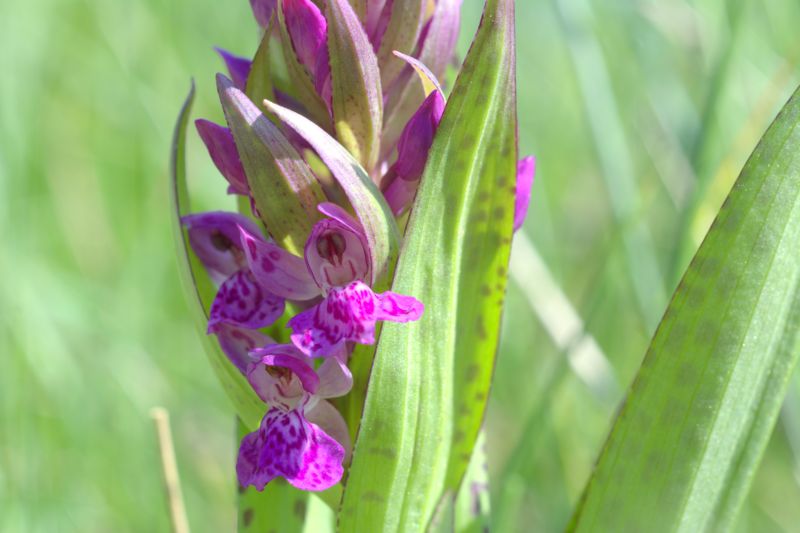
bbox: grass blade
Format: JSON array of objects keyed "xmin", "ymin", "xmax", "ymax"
[{"xmin": 569, "ymin": 86, "xmax": 800, "ymax": 532}]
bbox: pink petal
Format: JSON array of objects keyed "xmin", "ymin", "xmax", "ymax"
[
  {"xmin": 376, "ymin": 290, "xmax": 425, "ymax": 322},
  {"xmin": 239, "ymin": 226, "xmax": 319, "ymax": 300},
  {"xmin": 182, "ymin": 212, "xmax": 264, "ymax": 285},
  {"xmin": 304, "ymin": 217, "xmax": 371, "ymax": 289},
  {"xmin": 305, "ymin": 399, "xmax": 352, "ymax": 462},
  {"xmin": 208, "ymin": 270, "xmax": 285, "ymax": 332},
  {"xmin": 514, "ymin": 156, "xmax": 536, "ymax": 232},
  {"xmin": 214, "ymin": 323, "xmax": 274, "ymax": 374},
  {"xmin": 287, "ymin": 280, "xmax": 423, "ymax": 357},
  {"xmin": 315, "ymin": 355, "xmax": 353, "ymax": 399},
  {"xmin": 248, "ymin": 344, "xmax": 320, "ymax": 407},
  {"xmin": 215, "ymin": 48, "xmax": 252, "ymax": 91},
  {"xmin": 383, "ymin": 90, "xmax": 445, "ymax": 215},
  {"xmin": 237, "ymin": 408, "xmax": 345, "ymax": 491},
  {"xmin": 195, "ymin": 120, "xmax": 249, "ymax": 196}
]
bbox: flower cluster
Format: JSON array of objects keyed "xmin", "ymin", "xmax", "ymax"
[{"xmin": 183, "ymin": 0, "xmax": 534, "ymax": 493}]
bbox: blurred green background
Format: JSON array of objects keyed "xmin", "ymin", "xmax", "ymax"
[{"xmin": 2, "ymin": 0, "xmax": 800, "ymax": 531}]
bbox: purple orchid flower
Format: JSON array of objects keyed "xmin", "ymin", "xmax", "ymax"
[
  {"xmin": 237, "ymin": 344, "xmax": 352, "ymax": 491},
  {"xmin": 182, "ymin": 212, "xmax": 288, "ymax": 332},
  {"xmin": 240, "ymin": 202, "xmax": 424, "ymax": 357}
]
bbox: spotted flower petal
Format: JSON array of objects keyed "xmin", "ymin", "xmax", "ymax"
[
  {"xmin": 239, "ymin": 226, "xmax": 318, "ymax": 300},
  {"xmin": 282, "ymin": 0, "xmax": 329, "ymax": 91},
  {"xmin": 287, "ymin": 280, "xmax": 423, "ymax": 357},
  {"xmin": 195, "ymin": 120, "xmax": 249, "ymax": 196},
  {"xmin": 208, "ymin": 270, "xmax": 285, "ymax": 332},
  {"xmin": 182, "ymin": 212, "xmax": 263, "ymax": 285},
  {"xmin": 514, "ymin": 156, "xmax": 535, "ymax": 232},
  {"xmin": 305, "ymin": 399, "xmax": 351, "ymax": 461},
  {"xmin": 237, "ymin": 407, "xmax": 345, "ymax": 491},
  {"xmin": 214, "ymin": 324, "xmax": 274, "ymax": 374}
]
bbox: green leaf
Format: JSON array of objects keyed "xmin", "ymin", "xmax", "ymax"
[
  {"xmin": 338, "ymin": 0, "xmax": 518, "ymax": 530},
  {"xmin": 245, "ymin": 19, "xmax": 275, "ymax": 112},
  {"xmin": 169, "ymin": 82, "xmax": 264, "ymax": 430},
  {"xmin": 218, "ymin": 75, "xmax": 327, "ymax": 255},
  {"xmin": 569, "ymin": 86, "xmax": 800, "ymax": 532},
  {"xmin": 327, "ymin": 0, "xmax": 383, "ymax": 172}
]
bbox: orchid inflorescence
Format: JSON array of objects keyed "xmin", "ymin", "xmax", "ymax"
[{"xmin": 181, "ymin": 0, "xmax": 534, "ymax": 494}]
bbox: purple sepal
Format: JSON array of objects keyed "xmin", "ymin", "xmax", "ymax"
[
  {"xmin": 181, "ymin": 212, "xmax": 263, "ymax": 285},
  {"xmin": 239, "ymin": 226, "xmax": 319, "ymax": 301},
  {"xmin": 514, "ymin": 156, "xmax": 536, "ymax": 232},
  {"xmin": 195, "ymin": 120, "xmax": 249, "ymax": 196},
  {"xmin": 287, "ymin": 280, "xmax": 424, "ymax": 357},
  {"xmin": 237, "ymin": 407, "xmax": 345, "ymax": 491},
  {"xmin": 367, "ymin": 0, "xmax": 392, "ymax": 51},
  {"xmin": 250, "ymin": 0, "xmax": 277, "ymax": 27},
  {"xmin": 214, "ymin": 324, "xmax": 273, "ymax": 374},
  {"xmin": 207, "ymin": 270, "xmax": 285, "ymax": 332},
  {"xmin": 304, "ymin": 214, "xmax": 371, "ymax": 290},
  {"xmin": 215, "ymin": 48, "xmax": 252, "ymax": 91},
  {"xmin": 383, "ymin": 90, "xmax": 445, "ymax": 214},
  {"xmin": 282, "ymin": 0, "xmax": 330, "ymax": 106}
]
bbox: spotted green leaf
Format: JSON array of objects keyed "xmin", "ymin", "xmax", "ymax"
[
  {"xmin": 569, "ymin": 86, "xmax": 800, "ymax": 532},
  {"xmin": 338, "ymin": 0, "xmax": 518, "ymax": 530}
]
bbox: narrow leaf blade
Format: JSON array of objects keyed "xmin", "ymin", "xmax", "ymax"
[
  {"xmin": 569, "ymin": 87, "xmax": 800, "ymax": 532},
  {"xmin": 338, "ymin": 0, "xmax": 518, "ymax": 530},
  {"xmin": 169, "ymin": 82, "xmax": 264, "ymax": 429}
]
